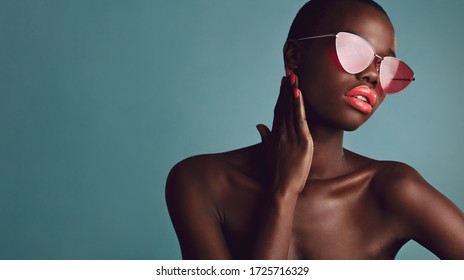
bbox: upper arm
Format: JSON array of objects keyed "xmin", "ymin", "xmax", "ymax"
[
  {"xmin": 380, "ymin": 163, "xmax": 464, "ymax": 259},
  {"xmin": 165, "ymin": 158, "xmax": 232, "ymax": 259}
]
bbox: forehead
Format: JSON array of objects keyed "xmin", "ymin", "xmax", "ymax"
[{"xmin": 316, "ymin": 2, "xmax": 396, "ymax": 55}]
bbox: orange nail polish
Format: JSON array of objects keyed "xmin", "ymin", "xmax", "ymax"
[
  {"xmin": 290, "ymin": 74, "xmax": 296, "ymax": 85},
  {"xmin": 294, "ymin": 88, "xmax": 300, "ymax": 98},
  {"xmin": 285, "ymin": 67, "xmax": 291, "ymax": 76}
]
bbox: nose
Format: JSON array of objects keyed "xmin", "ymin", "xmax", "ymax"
[{"xmin": 356, "ymin": 57, "xmax": 380, "ymax": 89}]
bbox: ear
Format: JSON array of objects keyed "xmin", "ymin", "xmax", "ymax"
[{"xmin": 283, "ymin": 39, "xmax": 302, "ymax": 72}]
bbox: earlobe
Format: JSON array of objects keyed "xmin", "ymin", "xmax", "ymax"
[{"xmin": 283, "ymin": 39, "xmax": 302, "ymax": 71}]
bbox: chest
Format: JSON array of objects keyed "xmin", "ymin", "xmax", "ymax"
[
  {"xmin": 288, "ymin": 187, "xmax": 396, "ymax": 259},
  {"xmin": 221, "ymin": 180, "xmax": 399, "ymax": 259}
]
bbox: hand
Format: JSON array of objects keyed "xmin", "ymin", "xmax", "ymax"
[{"xmin": 256, "ymin": 70, "xmax": 313, "ymax": 196}]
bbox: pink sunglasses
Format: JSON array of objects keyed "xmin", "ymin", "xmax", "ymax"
[{"xmin": 298, "ymin": 32, "xmax": 415, "ymax": 94}]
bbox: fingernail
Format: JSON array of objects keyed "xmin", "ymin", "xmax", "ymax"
[
  {"xmin": 285, "ymin": 67, "xmax": 291, "ymax": 76},
  {"xmin": 294, "ymin": 88, "xmax": 300, "ymax": 99},
  {"xmin": 290, "ymin": 74, "xmax": 296, "ymax": 85}
]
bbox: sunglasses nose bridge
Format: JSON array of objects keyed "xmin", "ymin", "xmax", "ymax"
[
  {"xmin": 373, "ymin": 54, "xmax": 383, "ymax": 71},
  {"xmin": 356, "ymin": 55, "xmax": 381, "ymax": 89}
]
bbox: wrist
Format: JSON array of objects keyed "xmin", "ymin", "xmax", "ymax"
[{"xmin": 272, "ymin": 187, "xmax": 300, "ymax": 205}]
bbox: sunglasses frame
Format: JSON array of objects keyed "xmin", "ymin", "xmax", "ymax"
[{"xmin": 296, "ymin": 32, "xmax": 415, "ymax": 93}]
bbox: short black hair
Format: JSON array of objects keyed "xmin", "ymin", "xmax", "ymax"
[{"xmin": 287, "ymin": 0, "xmax": 389, "ymax": 40}]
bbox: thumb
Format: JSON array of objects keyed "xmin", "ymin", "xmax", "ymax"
[{"xmin": 256, "ymin": 124, "xmax": 271, "ymax": 144}]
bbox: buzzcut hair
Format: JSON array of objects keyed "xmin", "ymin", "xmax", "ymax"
[{"xmin": 287, "ymin": 0, "xmax": 389, "ymax": 40}]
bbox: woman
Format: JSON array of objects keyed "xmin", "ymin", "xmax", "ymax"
[{"xmin": 165, "ymin": 0, "xmax": 464, "ymax": 259}]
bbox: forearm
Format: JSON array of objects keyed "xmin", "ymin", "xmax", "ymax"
[
  {"xmin": 250, "ymin": 188, "xmax": 299, "ymax": 259},
  {"xmin": 251, "ymin": 71, "xmax": 312, "ymax": 259}
]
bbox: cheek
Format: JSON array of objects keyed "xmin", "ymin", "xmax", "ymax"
[
  {"xmin": 299, "ymin": 57, "xmax": 348, "ymax": 100},
  {"xmin": 296, "ymin": 44, "xmax": 356, "ymax": 114},
  {"xmin": 328, "ymin": 48, "xmax": 345, "ymax": 74},
  {"xmin": 301, "ymin": 46, "xmax": 344, "ymax": 75},
  {"xmin": 372, "ymin": 90, "xmax": 387, "ymax": 112},
  {"xmin": 298, "ymin": 48, "xmax": 342, "ymax": 91},
  {"xmin": 375, "ymin": 84, "xmax": 386, "ymax": 102}
]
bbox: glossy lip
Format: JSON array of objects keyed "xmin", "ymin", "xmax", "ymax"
[
  {"xmin": 345, "ymin": 85, "xmax": 377, "ymax": 106},
  {"xmin": 344, "ymin": 85, "xmax": 377, "ymax": 114}
]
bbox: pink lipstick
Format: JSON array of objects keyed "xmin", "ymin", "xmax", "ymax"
[{"xmin": 345, "ymin": 85, "xmax": 377, "ymax": 114}]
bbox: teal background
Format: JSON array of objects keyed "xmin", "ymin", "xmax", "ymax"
[{"xmin": 1, "ymin": 0, "xmax": 463, "ymax": 259}]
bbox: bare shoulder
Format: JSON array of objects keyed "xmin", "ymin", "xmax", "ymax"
[
  {"xmin": 370, "ymin": 161, "xmax": 464, "ymax": 258},
  {"xmin": 166, "ymin": 144, "xmax": 262, "ymax": 205},
  {"xmin": 165, "ymin": 145, "xmax": 264, "ymax": 259},
  {"xmin": 370, "ymin": 161, "xmax": 436, "ymax": 210},
  {"xmin": 342, "ymin": 155, "xmax": 434, "ymax": 212},
  {"xmin": 345, "ymin": 151, "xmax": 428, "ymax": 198},
  {"xmin": 165, "ymin": 147, "xmax": 259, "ymax": 259},
  {"xmin": 372, "ymin": 161, "xmax": 424, "ymax": 190},
  {"xmin": 371, "ymin": 159, "xmax": 462, "ymax": 212},
  {"xmin": 166, "ymin": 152, "xmax": 230, "ymax": 201}
]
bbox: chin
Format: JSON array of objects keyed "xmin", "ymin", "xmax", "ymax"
[
  {"xmin": 343, "ymin": 123, "xmax": 361, "ymax": 132},
  {"xmin": 343, "ymin": 111, "xmax": 373, "ymax": 131},
  {"xmin": 309, "ymin": 109, "xmax": 370, "ymax": 131},
  {"xmin": 341, "ymin": 117, "xmax": 368, "ymax": 131}
]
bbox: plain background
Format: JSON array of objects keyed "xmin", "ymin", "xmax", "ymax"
[{"xmin": 1, "ymin": 0, "xmax": 463, "ymax": 259}]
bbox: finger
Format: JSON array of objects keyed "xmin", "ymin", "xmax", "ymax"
[
  {"xmin": 290, "ymin": 71, "xmax": 297, "ymax": 89},
  {"xmin": 256, "ymin": 124, "xmax": 273, "ymax": 169},
  {"xmin": 284, "ymin": 73, "xmax": 299, "ymax": 137},
  {"xmin": 256, "ymin": 124, "xmax": 271, "ymax": 145},
  {"xmin": 293, "ymin": 89, "xmax": 311, "ymax": 139},
  {"xmin": 272, "ymin": 76, "xmax": 291, "ymax": 132}
]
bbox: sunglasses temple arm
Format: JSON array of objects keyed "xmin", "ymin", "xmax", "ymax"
[{"xmin": 297, "ymin": 34, "xmax": 336, "ymax": 41}]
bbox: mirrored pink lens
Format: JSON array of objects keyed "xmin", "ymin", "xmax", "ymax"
[
  {"xmin": 380, "ymin": 57, "xmax": 415, "ymax": 94},
  {"xmin": 335, "ymin": 32, "xmax": 375, "ymax": 74}
]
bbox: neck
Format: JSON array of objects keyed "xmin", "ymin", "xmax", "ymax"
[{"xmin": 307, "ymin": 123, "xmax": 347, "ymax": 180}]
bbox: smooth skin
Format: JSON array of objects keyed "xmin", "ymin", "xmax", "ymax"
[{"xmin": 166, "ymin": 2, "xmax": 464, "ymax": 259}]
